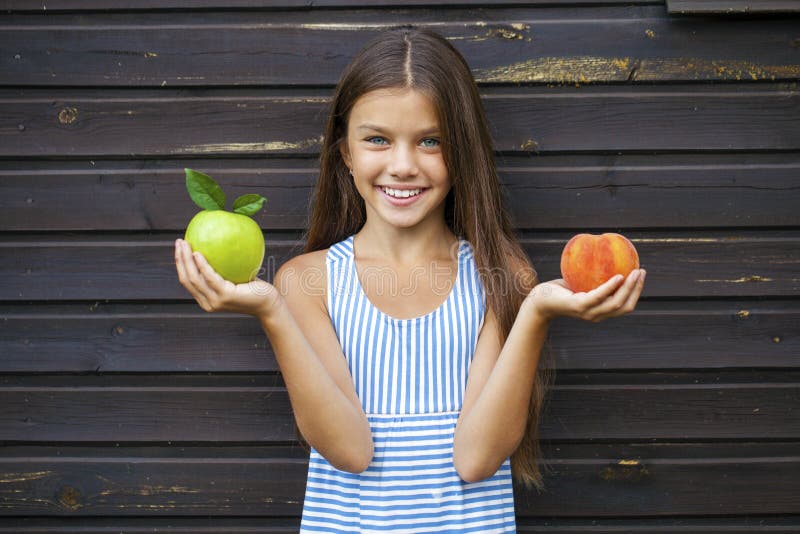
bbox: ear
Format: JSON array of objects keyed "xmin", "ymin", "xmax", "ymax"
[{"xmin": 339, "ymin": 140, "xmax": 352, "ymax": 170}]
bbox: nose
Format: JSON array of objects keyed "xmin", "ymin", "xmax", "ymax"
[{"xmin": 387, "ymin": 143, "xmax": 419, "ymax": 178}]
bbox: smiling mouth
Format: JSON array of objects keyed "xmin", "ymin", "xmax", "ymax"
[{"xmin": 380, "ymin": 186, "xmax": 424, "ymax": 199}]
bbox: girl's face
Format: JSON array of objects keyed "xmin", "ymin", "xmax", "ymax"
[{"xmin": 340, "ymin": 88, "xmax": 451, "ymax": 233}]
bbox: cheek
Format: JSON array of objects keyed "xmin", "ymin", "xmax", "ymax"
[
  {"xmin": 429, "ymin": 157, "xmax": 450, "ymax": 183},
  {"xmin": 352, "ymin": 149, "xmax": 384, "ymax": 171}
]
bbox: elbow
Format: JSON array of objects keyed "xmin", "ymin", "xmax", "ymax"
[
  {"xmin": 453, "ymin": 448, "xmax": 504, "ymax": 484},
  {"xmin": 454, "ymin": 456, "xmax": 499, "ymax": 484},
  {"xmin": 331, "ymin": 438, "xmax": 374, "ymax": 474},
  {"xmin": 453, "ymin": 432, "xmax": 523, "ymax": 484}
]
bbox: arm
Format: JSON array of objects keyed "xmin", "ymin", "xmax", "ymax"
[
  {"xmin": 453, "ymin": 268, "xmax": 646, "ymax": 483},
  {"xmin": 175, "ymin": 239, "xmax": 373, "ymax": 473},
  {"xmin": 452, "ymin": 300, "xmax": 547, "ymax": 483},
  {"xmin": 264, "ymin": 255, "xmax": 374, "ymax": 472}
]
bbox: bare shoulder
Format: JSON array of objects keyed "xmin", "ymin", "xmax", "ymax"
[{"xmin": 274, "ymin": 248, "xmax": 329, "ymax": 304}]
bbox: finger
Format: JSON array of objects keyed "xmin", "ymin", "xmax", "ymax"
[
  {"xmin": 174, "ymin": 239, "xmax": 189, "ymax": 284},
  {"xmin": 191, "ymin": 248, "xmax": 229, "ymax": 294},
  {"xmin": 619, "ymin": 268, "xmax": 646, "ymax": 312},
  {"xmin": 582, "ymin": 273, "xmax": 625, "ymax": 307},
  {"xmin": 591, "ymin": 269, "xmax": 644, "ymax": 319},
  {"xmin": 177, "ymin": 239, "xmax": 214, "ymax": 309}
]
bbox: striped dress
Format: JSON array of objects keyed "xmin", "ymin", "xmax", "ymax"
[{"xmin": 299, "ymin": 235, "xmax": 517, "ymax": 533}]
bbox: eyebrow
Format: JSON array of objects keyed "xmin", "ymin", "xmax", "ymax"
[{"xmin": 356, "ymin": 123, "xmax": 440, "ymax": 136}]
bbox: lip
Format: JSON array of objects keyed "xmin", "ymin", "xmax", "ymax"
[{"xmin": 376, "ymin": 185, "xmax": 428, "ymax": 206}]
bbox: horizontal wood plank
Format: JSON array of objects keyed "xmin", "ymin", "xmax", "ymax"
[
  {"xmin": 3, "ymin": 153, "xmax": 800, "ymax": 231},
  {"xmin": 1, "ymin": 7, "xmax": 798, "ymax": 86},
  {"xmin": 1, "ymin": 231, "xmax": 798, "ymax": 300},
  {"xmin": 1, "ymin": 0, "xmax": 663, "ymax": 11},
  {"xmin": 2, "ymin": 85, "xmax": 799, "ymax": 157},
  {"xmin": 0, "ymin": 443, "xmax": 797, "ymax": 516},
  {"xmin": 1, "ymin": 300, "xmax": 797, "ymax": 373},
  {"xmin": 2, "ymin": 516, "xmax": 799, "ymax": 533},
  {"xmin": 1, "ymin": 379, "xmax": 797, "ymax": 442},
  {"xmin": 668, "ymin": 0, "xmax": 800, "ymax": 14}
]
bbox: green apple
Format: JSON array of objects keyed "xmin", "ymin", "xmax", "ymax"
[
  {"xmin": 185, "ymin": 210, "xmax": 265, "ymax": 284},
  {"xmin": 182, "ymin": 168, "xmax": 267, "ymax": 284}
]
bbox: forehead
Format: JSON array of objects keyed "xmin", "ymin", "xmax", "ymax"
[{"xmin": 348, "ymin": 88, "xmax": 439, "ymax": 130}]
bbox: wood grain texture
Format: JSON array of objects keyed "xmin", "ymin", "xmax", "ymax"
[
  {"xmin": 668, "ymin": 0, "xmax": 800, "ymax": 14},
  {"xmin": 1, "ymin": 231, "xmax": 798, "ymax": 300},
  {"xmin": 3, "ymin": 153, "xmax": 800, "ymax": 232},
  {"xmin": 1, "ymin": 6, "xmax": 798, "ymax": 86},
  {"xmin": 1, "ymin": 300, "xmax": 797, "ymax": 373},
  {"xmin": 2, "ymin": 84, "xmax": 799, "ymax": 157},
  {"xmin": 1, "ymin": 0, "xmax": 663, "ymax": 10},
  {"xmin": 0, "ymin": 443, "xmax": 797, "ymax": 517},
  {"xmin": 1, "ymin": 374, "xmax": 797, "ymax": 442},
  {"xmin": 2, "ymin": 516, "xmax": 799, "ymax": 533},
  {"xmin": 2, "ymin": 1, "xmax": 799, "ymax": 527}
]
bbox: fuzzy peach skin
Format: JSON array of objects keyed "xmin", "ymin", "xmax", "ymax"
[{"xmin": 560, "ymin": 233, "xmax": 640, "ymax": 293}]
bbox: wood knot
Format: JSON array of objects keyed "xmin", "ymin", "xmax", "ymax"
[
  {"xmin": 57, "ymin": 485, "xmax": 83, "ymax": 511},
  {"xmin": 599, "ymin": 459, "xmax": 649, "ymax": 482},
  {"xmin": 58, "ymin": 107, "xmax": 78, "ymax": 125}
]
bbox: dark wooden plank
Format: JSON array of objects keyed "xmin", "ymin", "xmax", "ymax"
[
  {"xmin": 0, "ymin": 454, "xmax": 307, "ymax": 516},
  {"xmin": 1, "ymin": 231, "xmax": 798, "ymax": 301},
  {"xmin": 1, "ymin": 378, "xmax": 798, "ymax": 442},
  {"xmin": 1, "ymin": 300, "xmax": 797, "ymax": 373},
  {"xmin": 668, "ymin": 0, "xmax": 800, "ymax": 14},
  {"xmin": 3, "ymin": 153, "xmax": 800, "ymax": 232},
  {"xmin": 3, "ymin": 516, "xmax": 798, "ymax": 533},
  {"xmin": 517, "ymin": 517, "xmax": 800, "ymax": 533},
  {"xmin": 0, "ymin": 386, "xmax": 297, "ymax": 442},
  {"xmin": 2, "ymin": 84, "xmax": 799, "ymax": 157},
  {"xmin": 1, "ymin": 7, "xmax": 798, "ymax": 86},
  {"xmin": 0, "ymin": 305, "xmax": 278, "ymax": 373},
  {"xmin": 0, "ymin": 443, "xmax": 797, "ymax": 516},
  {"xmin": 0, "ymin": 517, "xmax": 301, "ymax": 534},
  {"xmin": 1, "ymin": 0, "xmax": 662, "ymax": 10},
  {"xmin": 0, "ymin": 159, "xmax": 315, "ymax": 232}
]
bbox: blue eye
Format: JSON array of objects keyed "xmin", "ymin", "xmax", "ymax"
[
  {"xmin": 421, "ymin": 138, "xmax": 440, "ymax": 148},
  {"xmin": 366, "ymin": 136, "xmax": 388, "ymax": 145}
]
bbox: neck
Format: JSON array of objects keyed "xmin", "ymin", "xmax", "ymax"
[{"xmin": 354, "ymin": 222, "xmax": 457, "ymax": 265}]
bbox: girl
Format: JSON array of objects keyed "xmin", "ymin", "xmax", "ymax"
[{"xmin": 175, "ymin": 27, "xmax": 646, "ymax": 533}]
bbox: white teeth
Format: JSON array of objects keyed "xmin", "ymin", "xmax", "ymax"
[{"xmin": 382, "ymin": 187, "xmax": 422, "ymax": 198}]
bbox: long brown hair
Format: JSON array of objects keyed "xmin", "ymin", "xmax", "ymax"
[{"xmin": 304, "ymin": 27, "xmax": 553, "ymax": 490}]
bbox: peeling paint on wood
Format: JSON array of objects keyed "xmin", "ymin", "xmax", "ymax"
[
  {"xmin": 697, "ymin": 275, "xmax": 773, "ymax": 283},
  {"xmin": 637, "ymin": 57, "xmax": 800, "ymax": 81},
  {"xmin": 0, "ymin": 471, "xmax": 52, "ymax": 483},
  {"xmin": 600, "ymin": 459, "xmax": 650, "ymax": 482},
  {"xmin": 474, "ymin": 55, "xmax": 800, "ymax": 83},
  {"xmin": 298, "ymin": 23, "xmax": 394, "ymax": 31},
  {"xmin": 475, "ymin": 56, "xmax": 634, "ymax": 83},
  {"xmin": 173, "ymin": 135, "xmax": 323, "ymax": 154}
]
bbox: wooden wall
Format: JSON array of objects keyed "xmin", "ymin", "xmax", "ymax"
[{"xmin": 1, "ymin": 1, "xmax": 799, "ymax": 531}]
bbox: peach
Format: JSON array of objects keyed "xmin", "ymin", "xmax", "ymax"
[{"xmin": 560, "ymin": 233, "xmax": 640, "ymax": 293}]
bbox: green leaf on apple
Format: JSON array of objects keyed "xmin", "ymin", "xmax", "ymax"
[
  {"xmin": 232, "ymin": 194, "xmax": 267, "ymax": 216},
  {"xmin": 185, "ymin": 168, "xmax": 225, "ymax": 211}
]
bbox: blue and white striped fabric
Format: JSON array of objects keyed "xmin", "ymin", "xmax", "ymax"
[{"xmin": 299, "ymin": 235, "xmax": 516, "ymax": 533}]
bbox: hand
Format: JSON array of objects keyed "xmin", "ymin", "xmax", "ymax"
[
  {"xmin": 526, "ymin": 268, "xmax": 646, "ymax": 323},
  {"xmin": 174, "ymin": 238, "xmax": 282, "ymax": 318}
]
